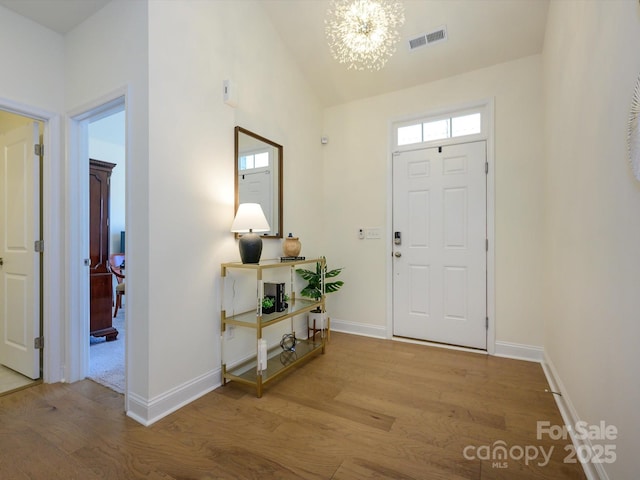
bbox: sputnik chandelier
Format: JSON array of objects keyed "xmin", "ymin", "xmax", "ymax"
[{"xmin": 325, "ymin": 0, "xmax": 405, "ymax": 71}]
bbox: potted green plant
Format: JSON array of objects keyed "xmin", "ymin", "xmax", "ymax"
[
  {"xmin": 296, "ymin": 258, "xmax": 344, "ymax": 303},
  {"xmin": 261, "ymin": 296, "xmax": 276, "ymax": 314},
  {"xmin": 296, "ymin": 257, "xmax": 343, "ymax": 335}
]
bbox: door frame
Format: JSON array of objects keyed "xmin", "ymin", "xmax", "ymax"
[
  {"xmin": 0, "ymin": 96, "xmax": 63, "ymax": 382},
  {"xmin": 386, "ymin": 98, "xmax": 496, "ymax": 354},
  {"xmin": 66, "ymin": 88, "xmax": 127, "ymax": 384}
]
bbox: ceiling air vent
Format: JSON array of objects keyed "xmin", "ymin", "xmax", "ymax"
[{"xmin": 408, "ymin": 25, "xmax": 448, "ymax": 51}]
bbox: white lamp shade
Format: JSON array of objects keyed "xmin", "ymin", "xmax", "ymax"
[{"xmin": 231, "ymin": 203, "xmax": 270, "ymax": 233}]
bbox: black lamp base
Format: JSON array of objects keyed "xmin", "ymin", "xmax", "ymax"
[{"xmin": 238, "ymin": 232, "xmax": 263, "ymax": 264}]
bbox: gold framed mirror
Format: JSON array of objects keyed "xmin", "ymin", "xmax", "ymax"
[{"xmin": 234, "ymin": 126, "xmax": 283, "ymax": 238}]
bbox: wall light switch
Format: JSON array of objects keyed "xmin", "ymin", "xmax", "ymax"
[{"xmin": 366, "ymin": 227, "xmax": 382, "ymax": 239}]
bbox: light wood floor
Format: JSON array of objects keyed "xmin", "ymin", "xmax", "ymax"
[{"xmin": 0, "ymin": 333, "xmax": 586, "ymax": 479}]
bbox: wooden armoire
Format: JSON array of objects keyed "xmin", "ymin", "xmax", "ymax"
[{"xmin": 89, "ymin": 159, "xmax": 118, "ymax": 340}]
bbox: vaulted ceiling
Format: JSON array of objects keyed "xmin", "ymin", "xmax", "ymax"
[
  {"xmin": 0, "ymin": 0, "xmax": 109, "ymax": 35},
  {"xmin": 0, "ymin": 0, "xmax": 549, "ymax": 107},
  {"xmin": 262, "ymin": 0, "xmax": 549, "ymax": 106}
]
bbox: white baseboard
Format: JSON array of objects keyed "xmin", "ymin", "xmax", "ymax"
[
  {"xmin": 542, "ymin": 352, "xmax": 608, "ymax": 480},
  {"xmin": 494, "ymin": 340, "xmax": 544, "ymax": 362},
  {"xmin": 126, "ymin": 368, "xmax": 221, "ymax": 426},
  {"xmin": 329, "ymin": 318, "xmax": 387, "ymax": 338}
]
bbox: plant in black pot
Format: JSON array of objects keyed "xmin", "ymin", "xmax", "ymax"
[
  {"xmin": 261, "ymin": 296, "xmax": 276, "ymax": 315},
  {"xmin": 296, "ymin": 257, "xmax": 343, "ymax": 338}
]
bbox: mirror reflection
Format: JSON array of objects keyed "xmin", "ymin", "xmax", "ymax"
[{"xmin": 234, "ymin": 126, "xmax": 283, "ymax": 238}]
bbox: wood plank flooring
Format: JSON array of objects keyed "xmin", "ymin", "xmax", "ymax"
[{"xmin": 0, "ymin": 333, "xmax": 586, "ymax": 479}]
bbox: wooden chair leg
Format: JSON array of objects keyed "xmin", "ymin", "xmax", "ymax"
[{"xmin": 113, "ymin": 293, "xmax": 121, "ymax": 317}]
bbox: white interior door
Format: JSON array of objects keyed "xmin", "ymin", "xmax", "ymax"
[
  {"xmin": 392, "ymin": 141, "xmax": 487, "ymax": 349},
  {"xmin": 238, "ymin": 168, "xmax": 273, "ymax": 233},
  {"xmin": 0, "ymin": 122, "xmax": 40, "ymax": 379}
]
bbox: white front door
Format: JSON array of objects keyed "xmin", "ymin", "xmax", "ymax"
[
  {"xmin": 392, "ymin": 141, "xmax": 487, "ymax": 349},
  {"xmin": 238, "ymin": 168, "xmax": 273, "ymax": 233},
  {"xmin": 0, "ymin": 123, "xmax": 40, "ymax": 379}
]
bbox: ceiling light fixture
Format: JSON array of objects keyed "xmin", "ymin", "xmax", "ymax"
[{"xmin": 325, "ymin": 0, "xmax": 405, "ymax": 71}]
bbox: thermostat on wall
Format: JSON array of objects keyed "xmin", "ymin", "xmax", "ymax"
[{"xmin": 223, "ymin": 79, "xmax": 238, "ymax": 107}]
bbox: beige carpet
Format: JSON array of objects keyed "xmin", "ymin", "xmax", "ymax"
[{"xmin": 89, "ymin": 310, "xmax": 125, "ymax": 393}]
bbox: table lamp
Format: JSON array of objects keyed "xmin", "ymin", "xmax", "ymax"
[{"xmin": 231, "ymin": 203, "xmax": 270, "ymax": 263}]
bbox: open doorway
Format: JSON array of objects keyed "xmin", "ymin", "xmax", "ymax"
[
  {"xmin": 87, "ymin": 109, "xmax": 126, "ymax": 393},
  {"xmin": 0, "ymin": 109, "xmax": 44, "ymax": 395}
]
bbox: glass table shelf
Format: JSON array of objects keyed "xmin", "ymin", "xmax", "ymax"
[
  {"xmin": 223, "ymin": 338, "xmax": 324, "ymax": 391},
  {"xmin": 222, "ymin": 298, "xmax": 320, "ymax": 328}
]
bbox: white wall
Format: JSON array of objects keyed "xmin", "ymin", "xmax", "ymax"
[
  {"xmin": 64, "ymin": 0, "xmax": 151, "ymax": 405},
  {"xmin": 143, "ymin": 0, "xmax": 323, "ymax": 415},
  {"xmin": 0, "ymin": 6, "xmax": 64, "ymax": 113},
  {"xmin": 2, "ymin": 0, "xmax": 323, "ymax": 424},
  {"xmin": 542, "ymin": 2, "xmax": 640, "ymax": 478},
  {"xmin": 322, "ymin": 54, "xmax": 545, "ymax": 347}
]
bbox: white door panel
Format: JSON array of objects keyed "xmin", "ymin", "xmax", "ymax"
[
  {"xmin": 0, "ymin": 123, "xmax": 40, "ymax": 379},
  {"xmin": 238, "ymin": 168, "xmax": 273, "ymax": 234},
  {"xmin": 393, "ymin": 142, "xmax": 486, "ymax": 349}
]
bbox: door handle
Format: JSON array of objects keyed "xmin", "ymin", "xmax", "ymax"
[
  {"xmin": 394, "ymin": 252, "xmax": 402, "ymax": 258},
  {"xmin": 0, "ymin": 257, "xmax": 3, "ymax": 266}
]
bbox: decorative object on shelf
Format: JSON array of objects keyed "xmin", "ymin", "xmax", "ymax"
[
  {"xmin": 280, "ymin": 333, "xmax": 297, "ymax": 352},
  {"xmin": 628, "ymin": 72, "xmax": 640, "ymax": 181},
  {"xmin": 231, "ymin": 203, "xmax": 270, "ymax": 264},
  {"xmin": 282, "ymin": 233, "xmax": 302, "ymax": 257},
  {"xmin": 265, "ymin": 282, "xmax": 287, "ymax": 312},
  {"xmin": 325, "ymin": 0, "xmax": 405, "ymax": 71},
  {"xmin": 279, "ymin": 350, "xmax": 297, "ymax": 366},
  {"xmin": 296, "ymin": 257, "xmax": 344, "ymax": 340},
  {"xmin": 262, "ymin": 296, "xmax": 276, "ymax": 314}
]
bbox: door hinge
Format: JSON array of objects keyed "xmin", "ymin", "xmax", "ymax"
[
  {"xmin": 34, "ymin": 144, "xmax": 43, "ymax": 156},
  {"xmin": 34, "ymin": 336, "xmax": 44, "ymax": 349},
  {"xmin": 485, "ymin": 239, "xmax": 488, "ymax": 251},
  {"xmin": 34, "ymin": 240, "xmax": 44, "ymax": 252},
  {"xmin": 485, "ymin": 162, "xmax": 489, "ymax": 174},
  {"xmin": 486, "ymin": 317, "xmax": 489, "ymax": 329}
]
